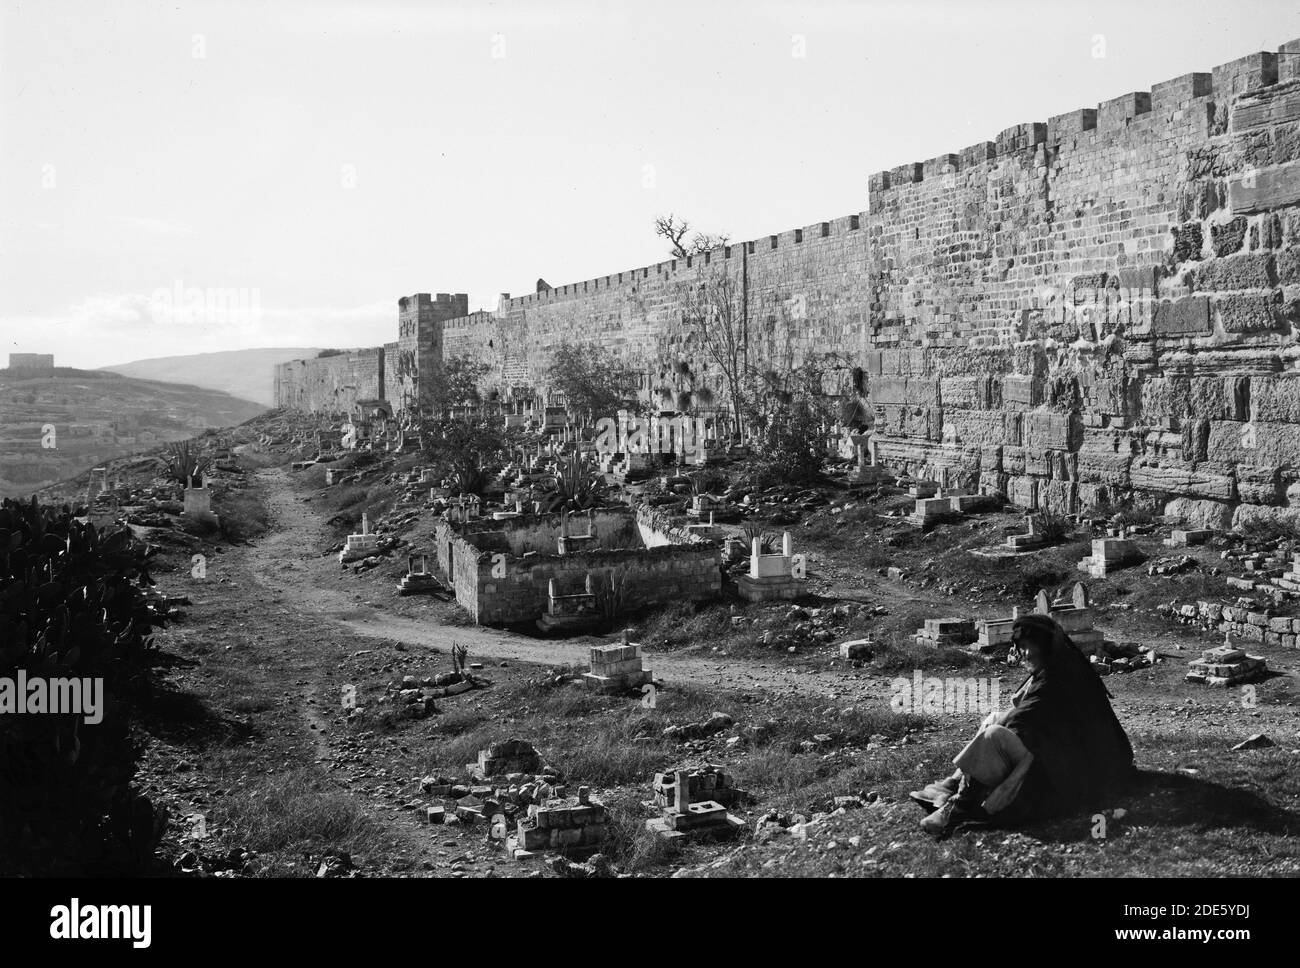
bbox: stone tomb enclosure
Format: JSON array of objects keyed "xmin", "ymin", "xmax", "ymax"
[
  {"xmin": 583, "ymin": 632, "xmax": 652, "ymax": 693},
  {"xmin": 339, "ymin": 512, "xmax": 379, "ymax": 563},
  {"xmin": 432, "ymin": 506, "xmax": 721, "ymax": 625},
  {"xmin": 469, "ymin": 738, "xmax": 544, "ymax": 781},
  {"xmin": 736, "ymin": 531, "xmax": 806, "ymax": 602},
  {"xmin": 1078, "ymin": 536, "xmax": 1141, "ymax": 578},
  {"xmin": 645, "ymin": 767, "xmax": 746, "ymax": 844},
  {"xmin": 1186, "ymin": 642, "xmax": 1268, "ymax": 686},
  {"xmin": 507, "ymin": 786, "xmax": 609, "ymax": 862},
  {"xmin": 972, "ymin": 582, "xmax": 1105, "ymax": 654},
  {"xmin": 913, "ymin": 617, "xmax": 977, "ymax": 648}
]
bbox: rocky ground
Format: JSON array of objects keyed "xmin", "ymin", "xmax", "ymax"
[{"xmin": 60, "ymin": 422, "xmax": 1287, "ymax": 879}]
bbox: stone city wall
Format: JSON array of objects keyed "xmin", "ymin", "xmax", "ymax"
[{"xmin": 276, "ymin": 38, "xmax": 1300, "ymax": 527}]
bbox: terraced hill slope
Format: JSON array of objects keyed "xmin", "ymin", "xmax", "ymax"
[{"xmin": 0, "ymin": 366, "xmax": 264, "ymax": 498}]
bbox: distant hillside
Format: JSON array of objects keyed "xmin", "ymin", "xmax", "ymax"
[
  {"xmin": 102, "ymin": 347, "xmax": 320, "ymax": 407},
  {"xmin": 0, "ymin": 366, "xmax": 265, "ymax": 499}
]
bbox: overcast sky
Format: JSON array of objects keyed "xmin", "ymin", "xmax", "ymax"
[{"xmin": 3, "ymin": 0, "xmax": 1299, "ymax": 369}]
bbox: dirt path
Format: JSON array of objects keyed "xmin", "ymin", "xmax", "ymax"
[
  {"xmin": 244, "ymin": 467, "xmax": 899, "ymax": 703},
  {"xmin": 137, "ymin": 452, "xmax": 1300, "ymax": 880}
]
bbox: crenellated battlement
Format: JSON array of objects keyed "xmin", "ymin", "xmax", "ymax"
[
  {"xmin": 279, "ymin": 34, "xmax": 1300, "ymax": 533},
  {"xmin": 437, "ymin": 211, "xmax": 866, "ymax": 316},
  {"xmin": 868, "ymin": 39, "xmax": 1297, "ymax": 198}
]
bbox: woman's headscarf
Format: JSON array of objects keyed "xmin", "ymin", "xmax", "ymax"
[{"xmin": 1000, "ymin": 613, "xmax": 1134, "ymax": 810}]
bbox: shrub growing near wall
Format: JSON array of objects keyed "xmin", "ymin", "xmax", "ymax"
[{"xmin": 0, "ymin": 498, "xmax": 167, "ymax": 874}]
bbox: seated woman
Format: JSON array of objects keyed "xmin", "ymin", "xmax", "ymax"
[{"xmin": 910, "ymin": 613, "xmax": 1134, "ymax": 837}]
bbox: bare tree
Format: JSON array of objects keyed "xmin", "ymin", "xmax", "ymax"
[
  {"xmin": 689, "ymin": 232, "xmax": 730, "ymax": 254},
  {"xmin": 655, "ymin": 214, "xmax": 692, "ymax": 259},
  {"xmin": 680, "ymin": 270, "xmax": 748, "ymax": 439},
  {"xmin": 655, "ymin": 213, "xmax": 730, "ymax": 259}
]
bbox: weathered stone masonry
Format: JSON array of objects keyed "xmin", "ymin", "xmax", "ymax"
[
  {"xmin": 432, "ymin": 508, "xmax": 720, "ymax": 625},
  {"xmin": 273, "ymin": 347, "xmax": 385, "ymax": 414},
  {"xmin": 865, "ymin": 42, "xmax": 1300, "ymax": 529},
  {"xmin": 277, "ymin": 38, "xmax": 1300, "ymax": 528}
]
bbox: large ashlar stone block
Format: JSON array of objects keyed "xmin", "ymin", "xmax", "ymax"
[
  {"xmin": 1089, "ymin": 378, "xmax": 1133, "ymax": 417},
  {"xmin": 1152, "ymin": 296, "xmax": 1212, "ymax": 336},
  {"xmin": 1076, "ymin": 430, "xmax": 1133, "ymax": 487},
  {"xmin": 979, "ymin": 471, "xmax": 1009, "ymax": 497},
  {"xmin": 1278, "ymin": 248, "xmax": 1300, "ymax": 285},
  {"xmin": 942, "ymin": 409, "xmax": 1014, "ymax": 447},
  {"xmin": 1233, "ymin": 504, "xmax": 1300, "ymax": 532},
  {"xmin": 1232, "ymin": 79, "xmax": 1300, "ymax": 132},
  {"xmin": 1208, "ymin": 419, "xmax": 1300, "ymax": 468},
  {"xmin": 1141, "ymin": 376, "xmax": 1249, "ymax": 422},
  {"xmin": 939, "ymin": 375, "xmax": 995, "ymax": 410},
  {"xmin": 1281, "ymin": 39, "xmax": 1300, "ymax": 83},
  {"xmin": 1215, "ymin": 293, "xmax": 1282, "ymax": 333},
  {"xmin": 1129, "ymin": 458, "xmax": 1236, "ymax": 501},
  {"xmin": 1038, "ymin": 479, "xmax": 1078, "ymax": 515},
  {"xmin": 1176, "ymin": 423, "xmax": 1204, "ymax": 462},
  {"xmin": 1158, "ymin": 349, "xmax": 1283, "ymax": 378},
  {"xmin": 1249, "ymin": 374, "xmax": 1300, "ymax": 422},
  {"xmin": 1007, "ymin": 475, "xmax": 1038, "ymax": 510},
  {"xmin": 1022, "ymin": 411, "xmax": 1079, "ymax": 451},
  {"xmin": 1139, "ymin": 378, "xmax": 1182, "ymax": 422},
  {"xmin": 874, "ymin": 404, "xmax": 941, "ymax": 441},
  {"xmin": 1193, "ymin": 254, "xmax": 1276, "ymax": 291},
  {"xmin": 1164, "ymin": 497, "xmax": 1235, "ymax": 531},
  {"xmin": 868, "ymin": 377, "xmax": 939, "ymax": 407},
  {"xmin": 1236, "ymin": 464, "xmax": 1281, "ymax": 505},
  {"xmin": 1002, "ymin": 445, "xmax": 1027, "ymax": 476},
  {"xmin": 1002, "ymin": 374, "xmax": 1042, "ymax": 409},
  {"xmin": 1025, "ymin": 448, "xmax": 1072, "ymax": 481},
  {"xmin": 1229, "ymin": 159, "xmax": 1300, "ymax": 215}
]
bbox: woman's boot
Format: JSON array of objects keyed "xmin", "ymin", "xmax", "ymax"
[
  {"xmin": 918, "ymin": 776, "xmax": 988, "ymax": 838},
  {"xmin": 909, "ymin": 771, "xmax": 962, "ymax": 809}
]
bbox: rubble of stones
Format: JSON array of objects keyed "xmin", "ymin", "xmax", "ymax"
[
  {"xmin": 714, "ymin": 602, "xmax": 885, "ymax": 657},
  {"xmin": 1167, "ymin": 597, "xmax": 1299, "ymax": 652}
]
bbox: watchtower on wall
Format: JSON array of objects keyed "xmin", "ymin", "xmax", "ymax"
[{"xmin": 394, "ymin": 292, "xmax": 468, "ymax": 415}]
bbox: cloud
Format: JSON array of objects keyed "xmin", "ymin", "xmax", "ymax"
[
  {"xmin": 757, "ymin": 0, "xmax": 982, "ymax": 31},
  {"xmin": 111, "ymin": 216, "xmax": 193, "ymax": 238},
  {"xmin": 278, "ymin": 0, "xmax": 600, "ymax": 36},
  {"xmin": 3, "ymin": 293, "xmax": 394, "ymax": 368}
]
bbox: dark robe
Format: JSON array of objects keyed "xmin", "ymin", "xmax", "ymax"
[{"xmin": 995, "ymin": 614, "xmax": 1134, "ymax": 822}]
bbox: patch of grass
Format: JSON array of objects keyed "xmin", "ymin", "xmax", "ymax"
[
  {"xmin": 215, "ymin": 487, "xmax": 271, "ymax": 541},
  {"xmin": 797, "ymin": 506, "xmax": 885, "ymax": 552},
  {"xmin": 428, "ymin": 727, "xmax": 497, "ymax": 770},
  {"xmin": 868, "ymin": 637, "xmax": 981, "ymax": 674},
  {"xmin": 558, "ymin": 731, "xmax": 667, "ymax": 786},
  {"xmin": 229, "ymin": 695, "xmax": 276, "ymax": 715},
  {"xmin": 637, "ymin": 600, "xmax": 747, "ymax": 652},
  {"xmin": 330, "ymin": 485, "xmax": 369, "ymax": 511},
  {"xmin": 235, "ymin": 450, "xmax": 283, "ymax": 470},
  {"xmin": 217, "ymin": 768, "xmax": 392, "ymax": 870},
  {"xmin": 600, "ymin": 791, "xmax": 680, "ymax": 872},
  {"xmin": 732, "ymin": 746, "xmax": 832, "ymax": 796},
  {"xmin": 433, "ymin": 709, "xmax": 481, "ymax": 737}
]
